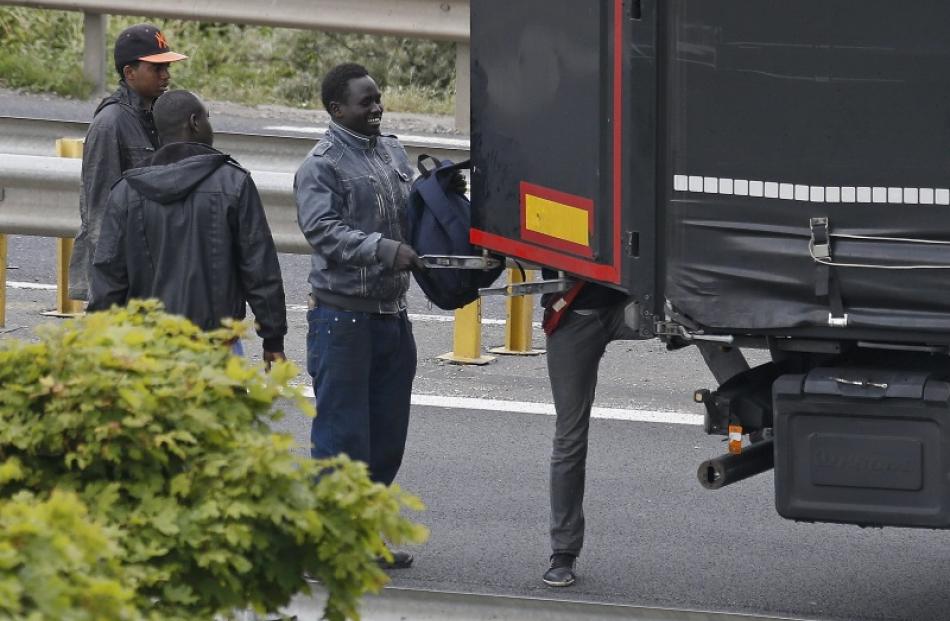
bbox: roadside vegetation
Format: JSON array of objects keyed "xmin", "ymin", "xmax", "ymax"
[
  {"xmin": 0, "ymin": 301, "xmax": 427, "ymax": 621},
  {"xmin": 0, "ymin": 7, "xmax": 456, "ymax": 114}
]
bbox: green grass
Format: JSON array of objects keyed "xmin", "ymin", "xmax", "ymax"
[
  {"xmin": 0, "ymin": 8, "xmax": 93, "ymax": 98},
  {"xmin": 0, "ymin": 8, "xmax": 456, "ymax": 115}
]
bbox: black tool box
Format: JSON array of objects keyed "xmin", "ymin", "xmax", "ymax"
[{"xmin": 774, "ymin": 368, "xmax": 950, "ymax": 528}]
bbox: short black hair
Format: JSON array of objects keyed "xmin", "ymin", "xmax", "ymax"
[
  {"xmin": 320, "ymin": 63, "xmax": 370, "ymax": 112},
  {"xmin": 117, "ymin": 59, "xmax": 140, "ymax": 79},
  {"xmin": 153, "ymin": 90, "xmax": 204, "ymax": 141}
]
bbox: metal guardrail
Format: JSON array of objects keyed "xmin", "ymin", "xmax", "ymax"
[
  {"xmin": 283, "ymin": 585, "xmax": 818, "ymax": 621},
  {"xmin": 0, "ymin": 0, "xmax": 472, "ymax": 131},
  {"xmin": 0, "ymin": 145, "xmax": 529, "ymax": 358},
  {"xmin": 0, "ymin": 153, "xmax": 309, "ymax": 253},
  {"xmin": 0, "ymin": 116, "xmax": 471, "ymax": 174},
  {"xmin": 0, "ymin": 0, "xmax": 470, "ymax": 40}
]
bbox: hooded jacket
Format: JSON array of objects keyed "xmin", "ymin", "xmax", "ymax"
[
  {"xmin": 88, "ymin": 142, "xmax": 287, "ymax": 352},
  {"xmin": 70, "ymin": 82, "xmax": 161, "ymax": 301},
  {"xmin": 294, "ymin": 122, "xmax": 415, "ymax": 314}
]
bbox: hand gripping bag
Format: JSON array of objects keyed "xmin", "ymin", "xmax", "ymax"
[{"xmin": 406, "ymin": 155, "xmax": 503, "ymax": 310}]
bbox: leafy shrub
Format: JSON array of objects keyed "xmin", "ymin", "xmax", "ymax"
[
  {"xmin": 276, "ymin": 30, "xmax": 456, "ymax": 111},
  {"xmin": 0, "ymin": 490, "xmax": 142, "ymax": 621},
  {"xmin": 0, "ymin": 7, "xmax": 92, "ymax": 97},
  {"xmin": 0, "ymin": 8, "xmax": 455, "ymax": 114},
  {"xmin": 0, "ymin": 300, "xmax": 427, "ymax": 620}
]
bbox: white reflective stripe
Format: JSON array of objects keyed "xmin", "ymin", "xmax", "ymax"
[{"xmin": 674, "ymin": 174, "xmax": 950, "ymax": 206}]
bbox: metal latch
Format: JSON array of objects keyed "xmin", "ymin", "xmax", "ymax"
[
  {"xmin": 419, "ymin": 255, "xmax": 502, "ymax": 270},
  {"xmin": 827, "ymin": 313, "xmax": 849, "ymax": 328},
  {"xmin": 833, "ymin": 377, "xmax": 889, "ymax": 391},
  {"xmin": 654, "ymin": 320, "xmax": 735, "ymax": 344},
  {"xmin": 480, "ymin": 278, "xmax": 571, "ymax": 297},
  {"xmin": 809, "ymin": 217, "xmax": 831, "ymax": 259}
]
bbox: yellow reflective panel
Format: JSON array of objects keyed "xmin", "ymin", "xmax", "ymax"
[{"xmin": 524, "ymin": 194, "xmax": 589, "ymax": 247}]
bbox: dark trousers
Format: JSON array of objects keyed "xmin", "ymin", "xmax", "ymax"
[
  {"xmin": 547, "ymin": 302, "xmax": 637, "ymax": 556},
  {"xmin": 306, "ymin": 307, "xmax": 416, "ymax": 485}
]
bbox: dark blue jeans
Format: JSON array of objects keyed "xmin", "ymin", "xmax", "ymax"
[{"xmin": 306, "ymin": 307, "xmax": 416, "ymax": 485}]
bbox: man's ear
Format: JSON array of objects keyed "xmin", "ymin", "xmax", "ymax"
[
  {"xmin": 122, "ymin": 65, "xmax": 135, "ymax": 82},
  {"xmin": 328, "ymin": 101, "xmax": 341, "ymax": 119},
  {"xmin": 188, "ymin": 112, "xmax": 200, "ymax": 134}
]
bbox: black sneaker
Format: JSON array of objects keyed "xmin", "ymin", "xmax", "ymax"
[
  {"xmin": 542, "ymin": 553, "xmax": 576, "ymax": 587},
  {"xmin": 377, "ymin": 548, "xmax": 414, "ymax": 570}
]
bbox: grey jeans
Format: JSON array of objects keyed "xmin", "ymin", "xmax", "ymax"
[{"xmin": 547, "ymin": 301, "xmax": 637, "ymax": 556}]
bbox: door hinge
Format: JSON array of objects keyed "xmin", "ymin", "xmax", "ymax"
[{"xmin": 623, "ymin": 231, "xmax": 639, "ymax": 258}]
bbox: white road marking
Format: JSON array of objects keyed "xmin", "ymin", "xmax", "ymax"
[
  {"xmin": 295, "ymin": 386, "xmax": 702, "ymax": 426},
  {"xmin": 7, "ymin": 279, "xmax": 691, "ymax": 424},
  {"xmin": 9, "ymin": 287, "xmax": 536, "ymax": 327},
  {"xmin": 8, "ymin": 281, "xmax": 57, "ymax": 290},
  {"xmin": 286, "ymin": 304, "xmax": 538, "ymax": 327}
]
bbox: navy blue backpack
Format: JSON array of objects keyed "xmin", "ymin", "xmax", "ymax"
[{"xmin": 406, "ymin": 156, "xmax": 504, "ymax": 310}]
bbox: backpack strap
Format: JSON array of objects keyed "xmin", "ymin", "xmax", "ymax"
[
  {"xmin": 417, "ymin": 154, "xmax": 471, "ymax": 177},
  {"xmin": 413, "ymin": 158, "xmax": 471, "ymax": 243}
]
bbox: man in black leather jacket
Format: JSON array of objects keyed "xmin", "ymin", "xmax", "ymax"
[
  {"xmin": 70, "ymin": 23, "xmax": 187, "ymax": 301},
  {"xmin": 88, "ymin": 90, "xmax": 287, "ymax": 364}
]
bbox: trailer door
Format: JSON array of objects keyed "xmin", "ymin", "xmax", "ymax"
[{"xmin": 470, "ymin": 0, "xmax": 659, "ymax": 332}]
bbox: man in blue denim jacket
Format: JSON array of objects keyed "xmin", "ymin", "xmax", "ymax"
[{"xmin": 294, "ymin": 63, "xmax": 424, "ymax": 569}]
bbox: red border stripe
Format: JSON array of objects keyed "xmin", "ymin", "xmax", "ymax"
[
  {"xmin": 471, "ymin": 229, "xmax": 620, "ymax": 281},
  {"xmin": 611, "ymin": 0, "xmax": 623, "ymax": 278}
]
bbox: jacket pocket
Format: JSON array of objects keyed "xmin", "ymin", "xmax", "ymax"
[{"xmin": 340, "ymin": 175, "xmax": 379, "ymax": 221}]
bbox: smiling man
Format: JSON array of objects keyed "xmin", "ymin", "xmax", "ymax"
[
  {"xmin": 294, "ymin": 63, "xmax": 424, "ymax": 569},
  {"xmin": 69, "ymin": 23, "xmax": 187, "ymax": 301}
]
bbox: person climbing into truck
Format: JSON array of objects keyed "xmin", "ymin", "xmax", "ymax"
[{"xmin": 542, "ymin": 276, "xmax": 639, "ymax": 587}]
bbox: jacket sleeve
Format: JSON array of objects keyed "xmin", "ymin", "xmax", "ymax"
[
  {"xmin": 70, "ymin": 115, "xmax": 125, "ymax": 300},
  {"xmin": 294, "ymin": 156, "xmax": 394, "ymax": 267},
  {"xmin": 81, "ymin": 115, "xmax": 124, "ymax": 247},
  {"xmin": 234, "ymin": 175, "xmax": 287, "ymax": 353},
  {"xmin": 87, "ymin": 189, "xmax": 129, "ymax": 312}
]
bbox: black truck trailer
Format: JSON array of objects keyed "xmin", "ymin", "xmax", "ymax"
[{"xmin": 469, "ymin": 0, "xmax": 950, "ymax": 528}]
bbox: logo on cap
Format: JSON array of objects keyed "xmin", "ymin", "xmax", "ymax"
[{"xmin": 155, "ymin": 32, "xmax": 168, "ymax": 49}]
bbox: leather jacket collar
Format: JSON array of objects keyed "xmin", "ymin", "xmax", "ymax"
[{"xmin": 328, "ymin": 121, "xmax": 379, "ymax": 150}]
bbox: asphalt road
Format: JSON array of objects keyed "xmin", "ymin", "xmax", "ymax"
[
  {"xmin": 0, "ymin": 85, "xmax": 460, "ymax": 140},
  {"xmin": 3, "ymin": 88, "xmax": 947, "ymax": 621},
  {"xmin": 3, "ymin": 234, "xmax": 949, "ymax": 621}
]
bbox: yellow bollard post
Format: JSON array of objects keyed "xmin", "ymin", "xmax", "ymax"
[
  {"xmin": 490, "ymin": 268, "xmax": 545, "ymax": 356},
  {"xmin": 54, "ymin": 238, "xmax": 84, "ymax": 315},
  {"xmin": 437, "ymin": 298, "xmax": 495, "ymax": 365},
  {"xmin": 42, "ymin": 138, "xmax": 85, "ymax": 317},
  {"xmin": 56, "ymin": 137, "xmax": 84, "ymax": 158},
  {"xmin": 0, "ymin": 234, "xmax": 7, "ymax": 328}
]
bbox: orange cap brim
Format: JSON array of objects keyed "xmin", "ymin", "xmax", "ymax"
[{"xmin": 138, "ymin": 51, "xmax": 188, "ymax": 63}]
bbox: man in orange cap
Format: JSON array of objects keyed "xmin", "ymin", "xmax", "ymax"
[{"xmin": 69, "ymin": 23, "xmax": 187, "ymax": 301}]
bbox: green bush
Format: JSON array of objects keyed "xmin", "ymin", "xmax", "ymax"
[
  {"xmin": 0, "ymin": 8, "xmax": 456, "ymax": 114},
  {"xmin": 0, "ymin": 300, "xmax": 427, "ymax": 621},
  {"xmin": 0, "ymin": 8, "xmax": 92, "ymax": 97},
  {"xmin": 0, "ymin": 490, "xmax": 143, "ymax": 621},
  {"xmin": 276, "ymin": 30, "xmax": 455, "ymax": 112}
]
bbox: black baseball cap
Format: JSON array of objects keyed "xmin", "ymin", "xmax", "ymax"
[{"xmin": 114, "ymin": 23, "xmax": 187, "ymax": 72}]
